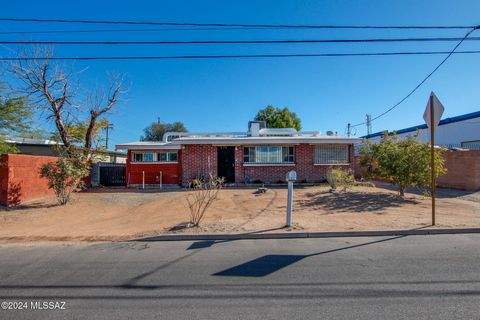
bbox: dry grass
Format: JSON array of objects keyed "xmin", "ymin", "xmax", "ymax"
[{"xmin": 0, "ymin": 185, "xmax": 479, "ymax": 241}]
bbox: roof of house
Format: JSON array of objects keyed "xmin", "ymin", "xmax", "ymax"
[
  {"xmin": 116, "ymin": 134, "xmax": 362, "ymax": 150},
  {"xmin": 362, "ymin": 110, "xmax": 480, "ymax": 139},
  {"xmin": 5, "ymin": 136, "xmax": 127, "ymax": 156}
]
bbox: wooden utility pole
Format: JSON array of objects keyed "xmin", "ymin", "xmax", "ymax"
[{"xmin": 104, "ymin": 123, "xmax": 114, "ymax": 150}]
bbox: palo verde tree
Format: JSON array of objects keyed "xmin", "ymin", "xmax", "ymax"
[
  {"xmin": 359, "ymin": 132, "xmax": 446, "ymax": 196},
  {"xmin": 254, "ymin": 105, "xmax": 302, "ymax": 131},
  {"xmin": 141, "ymin": 121, "xmax": 187, "ymax": 141}
]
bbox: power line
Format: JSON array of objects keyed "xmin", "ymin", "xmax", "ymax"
[
  {"xmin": 0, "ymin": 17, "xmax": 476, "ymax": 29},
  {"xmin": 350, "ymin": 26, "xmax": 478, "ymax": 129},
  {"xmin": 2, "ymin": 50, "xmax": 480, "ymax": 61},
  {"xmin": 0, "ymin": 27, "xmax": 271, "ymax": 35},
  {"xmin": 4, "ymin": 37, "xmax": 480, "ymax": 45}
]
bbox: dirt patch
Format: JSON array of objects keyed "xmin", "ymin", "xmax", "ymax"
[{"xmin": 0, "ymin": 186, "xmax": 479, "ymax": 241}]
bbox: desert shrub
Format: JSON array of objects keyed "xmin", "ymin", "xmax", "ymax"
[
  {"xmin": 186, "ymin": 174, "xmax": 224, "ymax": 227},
  {"xmin": 326, "ymin": 168, "xmax": 354, "ymax": 192},
  {"xmin": 40, "ymin": 150, "xmax": 90, "ymax": 205}
]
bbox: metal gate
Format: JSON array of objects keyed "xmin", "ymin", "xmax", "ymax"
[{"xmin": 99, "ymin": 164, "xmax": 126, "ymax": 186}]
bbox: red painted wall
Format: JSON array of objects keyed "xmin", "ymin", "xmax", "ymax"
[
  {"xmin": 126, "ymin": 150, "xmax": 182, "ymax": 185},
  {"xmin": 0, "ymin": 154, "xmax": 56, "ymax": 207}
]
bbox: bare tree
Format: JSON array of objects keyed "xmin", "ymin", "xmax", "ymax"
[
  {"xmin": 10, "ymin": 47, "xmax": 124, "ymax": 156},
  {"xmin": 186, "ymin": 175, "xmax": 224, "ymax": 227}
]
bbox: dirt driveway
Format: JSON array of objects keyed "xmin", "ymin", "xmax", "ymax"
[{"xmin": 0, "ymin": 185, "xmax": 479, "ymax": 241}]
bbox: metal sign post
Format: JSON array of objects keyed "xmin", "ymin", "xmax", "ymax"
[
  {"xmin": 423, "ymin": 92, "xmax": 445, "ymax": 226},
  {"xmin": 429, "ymin": 97, "xmax": 436, "ymax": 226},
  {"xmin": 286, "ymin": 170, "xmax": 297, "ymax": 227}
]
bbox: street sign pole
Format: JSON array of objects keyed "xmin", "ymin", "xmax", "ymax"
[
  {"xmin": 429, "ymin": 95, "xmax": 436, "ymax": 226},
  {"xmin": 424, "ymin": 92, "xmax": 443, "ymax": 226}
]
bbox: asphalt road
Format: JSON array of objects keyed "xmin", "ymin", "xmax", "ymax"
[{"xmin": 0, "ymin": 234, "xmax": 479, "ymax": 319}]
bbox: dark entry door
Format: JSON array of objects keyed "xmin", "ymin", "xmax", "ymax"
[{"xmin": 217, "ymin": 146, "xmax": 235, "ymax": 183}]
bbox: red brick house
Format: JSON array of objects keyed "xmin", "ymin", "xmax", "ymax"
[{"xmin": 116, "ymin": 121, "xmax": 361, "ymax": 187}]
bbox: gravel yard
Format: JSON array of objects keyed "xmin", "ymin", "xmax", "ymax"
[{"xmin": 0, "ymin": 184, "xmax": 479, "ymax": 241}]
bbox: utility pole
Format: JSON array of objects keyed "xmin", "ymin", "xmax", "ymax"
[
  {"xmin": 366, "ymin": 114, "xmax": 372, "ymax": 136},
  {"xmin": 104, "ymin": 122, "xmax": 114, "ymax": 150},
  {"xmin": 157, "ymin": 117, "xmax": 161, "ymax": 124},
  {"xmin": 347, "ymin": 123, "xmax": 351, "ymax": 137}
]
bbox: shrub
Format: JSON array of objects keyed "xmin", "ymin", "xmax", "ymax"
[
  {"xmin": 326, "ymin": 168, "xmax": 354, "ymax": 192},
  {"xmin": 359, "ymin": 133, "xmax": 446, "ymax": 196},
  {"xmin": 186, "ymin": 174, "xmax": 224, "ymax": 227},
  {"xmin": 40, "ymin": 151, "xmax": 90, "ymax": 205}
]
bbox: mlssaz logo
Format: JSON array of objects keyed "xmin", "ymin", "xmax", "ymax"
[{"xmin": 30, "ymin": 301, "xmax": 66, "ymax": 310}]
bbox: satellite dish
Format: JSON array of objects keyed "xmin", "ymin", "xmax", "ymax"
[{"xmin": 326, "ymin": 130, "xmax": 334, "ymax": 136}]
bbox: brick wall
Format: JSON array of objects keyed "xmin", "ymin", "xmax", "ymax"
[
  {"xmin": 182, "ymin": 144, "xmax": 353, "ymax": 183},
  {"xmin": 181, "ymin": 145, "xmax": 217, "ymax": 183},
  {"xmin": 354, "ymin": 150, "xmax": 480, "ymax": 191},
  {"xmin": 126, "ymin": 150, "xmax": 182, "ymax": 185},
  {"xmin": 437, "ymin": 150, "xmax": 480, "ymax": 190},
  {"xmin": 0, "ymin": 154, "xmax": 56, "ymax": 207}
]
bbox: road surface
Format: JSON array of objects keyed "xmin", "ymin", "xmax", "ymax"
[{"xmin": 1, "ymin": 234, "xmax": 479, "ymax": 319}]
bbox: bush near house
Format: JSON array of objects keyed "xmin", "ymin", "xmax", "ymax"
[
  {"xmin": 326, "ymin": 168, "xmax": 355, "ymax": 192},
  {"xmin": 185, "ymin": 174, "xmax": 224, "ymax": 227},
  {"xmin": 40, "ymin": 150, "xmax": 90, "ymax": 205}
]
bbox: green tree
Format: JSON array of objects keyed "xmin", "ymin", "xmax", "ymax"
[
  {"xmin": 0, "ymin": 87, "xmax": 33, "ymax": 154},
  {"xmin": 141, "ymin": 121, "xmax": 187, "ymax": 141},
  {"xmin": 254, "ymin": 105, "xmax": 302, "ymax": 131},
  {"xmin": 359, "ymin": 133, "xmax": 446, "ymax": 196}
]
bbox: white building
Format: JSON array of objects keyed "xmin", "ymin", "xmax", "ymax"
[{"xmin": 362, "ymin": 110, "xmax": 480, "ymax": 149}]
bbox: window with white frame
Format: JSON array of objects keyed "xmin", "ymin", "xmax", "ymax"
[
  {"xmin": 243, "ymin": 146, "xmax": 294, "ymax": 164},
  {"xmin": 132, "ymin": 152, "xmax": 155, "ymax": 162},
  {"xmin": 313, "ymin": 144, "xmax": 349, "ymax": 164},
  {"xmin": 158, "ymin": 152, "xmax": 178, "ymax": 162}
]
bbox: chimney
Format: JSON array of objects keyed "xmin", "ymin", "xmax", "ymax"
[{"xmin": 248, "ymin": 120, "xmax": 266, "ymax": 136}]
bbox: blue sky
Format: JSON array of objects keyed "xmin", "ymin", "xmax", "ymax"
[{"xmin": 1, "ymin": 0, "xmax": 479, "ymax": 148}]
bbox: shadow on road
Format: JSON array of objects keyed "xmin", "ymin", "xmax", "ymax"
[{"xmin": 213, "ymin": 235, "xmax": 406, "ymax": 277}]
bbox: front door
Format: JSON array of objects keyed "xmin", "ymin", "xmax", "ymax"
[{"xmin": 217, "ymin": 146, "xmax": 235, "ymax": 183}]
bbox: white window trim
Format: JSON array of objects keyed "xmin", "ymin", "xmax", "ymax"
[
  {"xmin": 131, "ymin": 161, "xmax": 179, "ymax": 165},
  {"xmin": 243, "ymin": 163, "xmax": 295, "ymax": 167},
  {"xmin": 313, "ymin": 144, "xmax": 350, "ymax": 165},
  {"xmin": 131, "ymin": 151, "xmax": 179, "ymax": 164},
  {"xmin": 243, "ymin": 145, "xmax": 295, "ymax": 164}
]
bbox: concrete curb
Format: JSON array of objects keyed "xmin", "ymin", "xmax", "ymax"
[{"xmin": 136, "ymin": 227, "xmax": 480, "ymax": 242}]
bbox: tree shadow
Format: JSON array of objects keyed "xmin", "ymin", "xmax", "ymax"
[
  {"xmin": 297, "ymin": 191, "xmax": 419, "ymax": 214},
  {"xmin": 6, "ymin": 181, "xmax": 22, "ymax": 207},
  {"xmin": 213, "ymin": 235, "xmax": 406, "ymax": 277}
]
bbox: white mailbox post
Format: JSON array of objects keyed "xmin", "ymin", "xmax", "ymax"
[{"xmin": 286, "ymin": 170, "xmax": 297, "ymax": 227}]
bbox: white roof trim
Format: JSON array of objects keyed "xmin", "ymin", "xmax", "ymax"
[
  {"xmin": 116, "ymin": 136, "xmax": 361, "ymax": 150},
  {"xmin": 175, "ymin": 136, "xmax": 361, "ymax": 145},
  {"xmin": 116, "ymin": 142, "xmax": 181, "ymax": 150}
]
